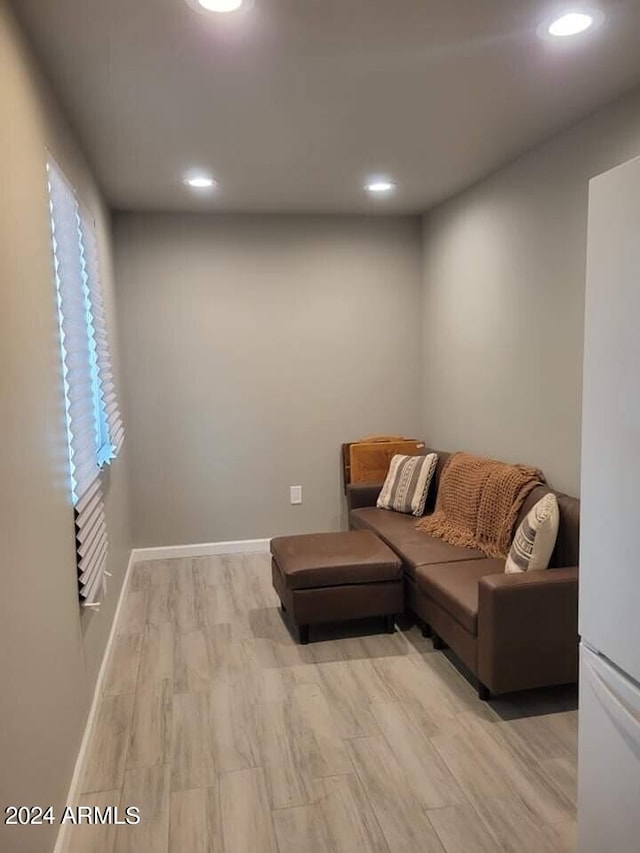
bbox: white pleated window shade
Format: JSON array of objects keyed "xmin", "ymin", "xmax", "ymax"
[
  {"xmin": 47, "ymin": 161, "xmax": 111, "ymax": 605},
  {"xmin": 79, "ymin": 210, "xmax": 125, "ymax": 459}
]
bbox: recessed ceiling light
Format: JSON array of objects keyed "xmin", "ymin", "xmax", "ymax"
[
  {"xmin": 197, "ymin": 0, "xmax": 243, "ymax": 11},
  {"xmin": 184, "ymin": 173, "xmax": 217, "ymax": 190},
  {"xmin": 365, "ymin": 179, "xmax": 396, "ymax": 194},
  {"xmin": 540, "ymin": 8, "xmax": 604, "ymax": 39},
  {"xmin": 549, "ymin": 12, "xmax": 593, "ymax": 36}
]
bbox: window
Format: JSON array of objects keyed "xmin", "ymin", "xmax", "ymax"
[
  {"xmin": 47, "ymin": 159, "xmax": 124, "ymax": 606},
  {"xmin": 78, "ymin": 203, "xmax": 125, "ymax": 463}
]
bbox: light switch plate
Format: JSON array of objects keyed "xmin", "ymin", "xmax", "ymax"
[{"xmin": 290, "ymin": 485, "xmax": 303, "ymax": 505}]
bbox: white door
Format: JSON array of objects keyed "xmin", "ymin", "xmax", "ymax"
[
  {"xmin": 580, "ymin": 154, "xmax": 640, "ymax": 683},
  {"xmin": 578, "ymin": 644, "xmax": 640, "ymax": 853}
]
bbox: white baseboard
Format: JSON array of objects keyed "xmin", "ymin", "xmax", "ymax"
[
  {"xmin": 53, "ymin": 549, "xmax": 135, "ymax": 853},
  {"xmin": 131, "ymin": 538, "xmax": 271, "ymax": 563}
]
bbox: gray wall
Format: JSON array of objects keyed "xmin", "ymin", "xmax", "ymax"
[
  {"xmin": 421, "ymin": 86, "xmax": 640, "ymax": 497},
  {"xmin": 114, "ymin": 213, "xmax": 423, "ymax": 546},
  {"xmin": 0, "ymin": 5, "xmax": 131, "ymax": 852}
]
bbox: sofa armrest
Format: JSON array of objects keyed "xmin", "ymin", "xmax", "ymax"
[
  {"xmin": 346, "ymin": 482, "xmax": 383, "ymax": 511},
  {"xmin": 477, "ymin": 567, "xmax": 579, "ymax": 695}
]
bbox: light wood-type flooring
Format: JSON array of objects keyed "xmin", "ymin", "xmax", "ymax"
[{"xmin": 64, "ymin": 553, "xmax": 578, "ymax": 853}]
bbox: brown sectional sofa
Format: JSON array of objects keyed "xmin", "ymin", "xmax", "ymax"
[{"xmin": 347, "ymin": 448, "xmax": 579, "ymax": 700}]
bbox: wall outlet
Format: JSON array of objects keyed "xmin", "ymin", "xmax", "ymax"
[{"xmin": 290, "ymin": 485, "xmax": 303, "ymax": 505}]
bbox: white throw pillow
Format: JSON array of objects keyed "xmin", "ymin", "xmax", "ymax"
[
  {"xmin": 377, "ymin": 453, "xmax": 438, "ymax": 517},
  {"xmin": 505, "ymin": 493, "xmax": 560, "ymax": 573}
]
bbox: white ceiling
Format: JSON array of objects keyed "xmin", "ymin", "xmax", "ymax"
[{"xmin": 13, "ymin": 0, "xmax": 640, "ymax": 214}]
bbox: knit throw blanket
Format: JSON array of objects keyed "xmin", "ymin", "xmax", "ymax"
[{"xmin": 416, "ymin": 452, "xmax": 544, "ymax": 558}]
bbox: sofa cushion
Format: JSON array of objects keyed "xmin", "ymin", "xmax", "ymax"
[
  {"xmin": 377, "ymin": 452, "xmax": 438, "ymax": 516},
  {"xmin": 350, "ymin": 507, "xmax": 485, "ymax": 577},
  {"xmin": 415, "ymin": 559, "xmax": 505, "ymax": 634},
  {"xmin": 515, "ymin": 485, "xmax": 580, "ymax": 569},
  {"xmin": 506, "ymin": 493, "xmax": 559, "ymax": 573},
  {"xmin": 270, "ymin": 530, "xmax": 402, "ymax": 590}
]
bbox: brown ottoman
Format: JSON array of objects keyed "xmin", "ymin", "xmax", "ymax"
[{"xmin": 270, "ymin": 530, "xmax": 403, "ymax": 644}]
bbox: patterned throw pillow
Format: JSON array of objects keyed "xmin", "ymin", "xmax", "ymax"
[
  {"xmin": 377, "ymin": 453, "xmax": 438, "ymax": 517},
  {"xmin": 505, "ymin": 493, "xmax": 560, "ymax": 573}
]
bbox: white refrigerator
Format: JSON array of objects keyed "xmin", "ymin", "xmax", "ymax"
[{"xmin": 579, "ymin": 154, "xmax": 640, "ymax": 852}]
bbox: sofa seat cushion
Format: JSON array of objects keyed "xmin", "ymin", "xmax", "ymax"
[
  {"xmin": 350, "ymin": 507, "xmax": 485, "ymax": 577},
  {"xmin": 271, "ymin": 531, "xmax": 402, "ymax": 590},
  {"xmin": 415, "ymin": 559, "xmax": 505, "ymax": 634}
]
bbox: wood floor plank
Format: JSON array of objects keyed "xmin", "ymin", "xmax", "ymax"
[
  {"xmin": 130, "ymin": 559, "xmax": 174, "ymax": 592},
  {"xmin": 292, "ymin": 682, "xmax": 353, "ymax": 778},
  {"xmin": 205, "ymin": 623, "xmax": 245, "ymax": 683},
  {"xmin": 221, "ymin": 555, "xmax": 257, "ymax": 625},
  {"xmin": 170, "ymin": 692, "xmax": 216, "ymax": 791},
  {"xmin": 129, "ymin": 561, "xmax": 152, "ymax": 593},
  {"xmin": 315, "ymin": 660, "xmax": 381, "ymax": 739},
  {"xmin": 297, "ymin": 637, "xmax": 346, "ymax": 664},
  {"xmin": 81, "ymin": 694, "xmax": 134, "ymax": 794},
  {"xmin": 169, "ymin": 563, "xmax": 198, "ymax": 633},
  {"xmin": 114, "ymin": 765, "xmax": 170, "ymax": 853},
  {"xmin": 514, "ymin": 758, "xmax": 577, "ymax": 824},
  {"xmin": 169, "ymin": 786, "xmax": 223, "ymax": 853},
  {"xmin": 371, "ymin": 702, "xmax": 465, "ymax": 810},
  {"xmin": 350, "ymin": 658, "xmax": 398, "ymax": 704},
  {"xmin": 147, "ymin": 582, "xmax": 172, "ymax": 627},
  {"xmin": 339, "ymin": 628, "xmax": 412, "ymax": 661},
  {"xmin": 421, "ymin": 653, "xmax": 487, "ymax": 715},
  {"xmin": 249, "ymin": 606, "xmax": 307, "ymax": 668},
  {"xmin": 258, "ymin": 698, "xmax": 316, "ymax": 809},
  {"xmin": 143, "ymin": 559, "xmax": 176, "ymax": 587},
  {"xmin": 103, "ymin": 634, "xmax": 142, "ymax": 696},
  {"xmin": 347, "ymin": 736, "xmax": 446, "ymax": 853},
  {"xmin": 208, "ymin": 680, "xmax": 262, "ymax": 774},
  {"xmin": 272, "ymin": 802, "xmax": 334, "ymax": 853},
  {"xmin": 428, "ymin": 804, "xmax": 501, "ymax": 853},
  {"xmin": 316, "ymin": 774, "xmax": 390, "ymax": 853},
  {"xmin": 430, "ymin": 727, "xmax": 517, "ymax": 806},
  {"xmin": 544, "ymin": 816, "xmax": 577, "ymax": 853},
  {"xmin": 137, "ymin": 622, "xmax": 174, "ymax": 690},
  {"xmin": 236, "ymin": 636, "xmax": 290, "ymax": 703},
  {"xmin": 118, "ymin": 591, "xmax": 148, "ymax": 635},
  {"xmin": 373, "ymin": 656, "xmax": 462, "ymax": 739},
  {"xmin": 193, "ymin": 560, "xmax": 238, "ymax": 629},
  {"xmin": 458, "ymin": 715, "xmax": 576, "ymax": 825},
  {"xmin": 127, "ymin": 679, "xmax": 172, "ymax": 770},
  {"xmin": 191, "ymin": 554, "xmax": 226, "ymax": 589},
  {"xmin": 258, "ymin": 659, "xmax": 321, "ymax": 705},
  {"xmin": 400, "ymin": 624, "xmax": 436, "ymax": 658},
  {"xmin": 474, "ymin": 711, "xmax": 578, "ymax": 767},
  {"xmin": 63, "ymin": 790, "xmax": 120, "ymax": 853},
  {"xmin": 219, "ymin": 767, "xmax": 279, "ymax": 853},
  {"xmin": 173, "ymin": 629, "xmax": 211, "ymax": 693},
  {"xmin": 540, "ymin": 757, "xmax": 578, "ymax": 809},
  {"xmin": 240, "ymin": 552, "xmax": 278, "ymax": 611},
  {"xmin": 472, "ymin": 795, "xmax": 567, "ymax": 853}
]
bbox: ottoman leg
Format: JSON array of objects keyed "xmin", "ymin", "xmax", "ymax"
[
  {"xmin": 421, "ymin": 621, "xmax": 432, "ymax": 638},
  {"xmin": 384, "ymin": 614, "xmax": 396, "ymax": 634},
  {"xmin": 432, "ymin": 632, "xmax": 445, "ymax": 651},
  {"xmin": 299, "ymin": 625, "xmax": 310, "ymax": 645}
]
